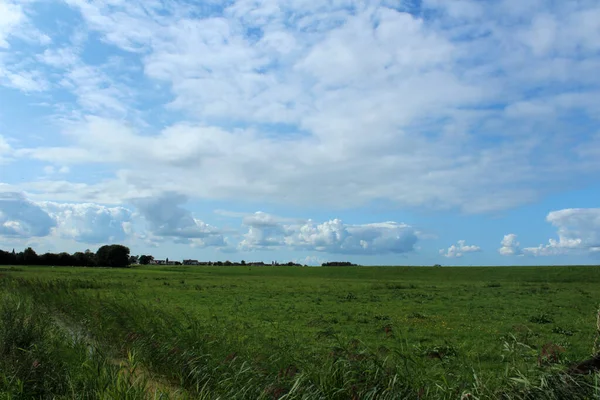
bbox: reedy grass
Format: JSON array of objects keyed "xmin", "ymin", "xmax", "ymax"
[{"xmin": 0, "ymin": 289, "xmax": 165, "ymax": 399}]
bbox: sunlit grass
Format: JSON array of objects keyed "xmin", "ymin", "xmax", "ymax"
[{"xmin": 1, "ymin": 265, "xmax": 599, "ymax": 398}]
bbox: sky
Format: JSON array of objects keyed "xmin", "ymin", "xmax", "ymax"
[{"xmin": 0, "ymin": 0, "xmax": 599, "ymax": 266}]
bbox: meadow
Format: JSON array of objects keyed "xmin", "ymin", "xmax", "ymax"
[{"xmin": 1, "ymin": 265, "xmax": 599, "ymax": 399}]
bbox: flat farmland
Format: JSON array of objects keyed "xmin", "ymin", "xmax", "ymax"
[{"xmin": 1, "ymin": 265, "xmax": 599, "ymax": 399}]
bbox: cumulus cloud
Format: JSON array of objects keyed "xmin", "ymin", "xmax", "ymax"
[
  {"xmin": 439, "ymin": 240, "xmax": 481, "ymax": 258},
  {"xmin": 498, "ymin": 234, "xmax": 522, "ymax": 256},
  {"xmin": 0, "ymin": 190, "xmax": 422, "ymax": 256},
  {"xmin": 39, "ymin": 202, "xmax": 132, "ymax": 244},
  {"xmin": 288, "ymin": 220, "xmax": 418, "ymax": 255},
  {"xmin": 0, "ymin": 191, "xmax": 55, "ymax": 237},
  {"xmin": 239, "ymin": 212, "xmax": 418, "ymax": 255},
  {"xmin": 239, "ymin": 212, "xmax": 289, "ymax": 250},
  {"xmin": 522, "ymin": 209, "xmax": 600, "ymax": 256},
  {"xmin": 132, "ymin": 193, "xmax": 226, "ymax": 247}
]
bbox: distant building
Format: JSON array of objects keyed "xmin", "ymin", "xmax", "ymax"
[
  {"xmin": 151, "ymin": 260, "xmax": 166, "ymax": 265},
  {"xmin": 183, "ymin": 259, "xmax": 200, "ymax": 265}
]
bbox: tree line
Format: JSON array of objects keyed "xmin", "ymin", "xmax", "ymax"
[
  {"xmin": 0, "ymin": 245, "xmax": 131, "ymax": 268},
  {"xmin": 0, "ymin": 246, "xmax": 359, "ymax": 268},
  {"xmin": 321, "ymin": 261, "xmax": 358, "ymax": 267}
]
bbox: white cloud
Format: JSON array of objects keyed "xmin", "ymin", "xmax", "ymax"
[
  {"xmin": 0, "ymin": 190, "xmax": 137, "ymax": 244},
  {"xmin": 498, "ymin": 233, "xmax": 522, "ymax": 256},
  {"xmin": 38, "ymin": 47, "xmax": 80, "ymax": 69},
  {"xmin": 439, "ymin": 240, "xmax": 481, "ymax": 258},
  {"xmin": 240, "ymin": 212, "xmax": 418, "ymax": 254},
  {"xmin": 239, "ymin": 211, "xmax": 290, "ymax": 249},
  {"xmin": 4, "ymin": 0, "xmax": 600, "ymax": 215},
  {"xmin": 39, "ymin": 201, "xmax": 132, "ymax": 244},
  {"xmin": 64, "ymin": 0, "xmax": 159, "ymax": 52},
  {"xmin": 296, "ymin": 255, "xmax": 328, "ymax": 266},
  {"xmin": 0, "ymin": 0, "xmax": 24, "ymax": 48},
  {"xmin": 14, "ymin": 116, "xmax": 548, "ymax": 212},
  {"xmin": 60, "ymin": 64, "xmax": 132, "ymax": 116},
  {"xmin": 190, "ymin": 235, "xmax": 230, "ymax": 249},
  {"xmin": 0, "ymin": 69, "xmax": 48, "ymax": 92},
  {"xmin": 296, "ymin": 9, "xmax": 454, "ymax": 89},
  {"xmin": 0, "ymin": 1, "xmax": 52, "ymax": 92},
  {"xmin": 0, "ymin": 191, "xmax": 55, "ymax": 237},
  {"xmin": 242, "ymin": 211, "xmax": 303, "ymax": 227},
  {"xmin": 522, "ymin": 208, "xmax": 600, "ymax": 256},
  {"xmin": 1, "ymin": 190, "xmax": 421, "ymax": 257},
  {"xmin": 132, "ymin": 193, "xmax": 226, "ymax": 246}
]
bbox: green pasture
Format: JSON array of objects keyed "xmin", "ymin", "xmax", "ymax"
[{"xmin": 1, "ymin": 265, "xmax": 599, "ymax": 399}]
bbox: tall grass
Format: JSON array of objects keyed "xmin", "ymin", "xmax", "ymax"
[
  {"xmin": 1, "ymin": 275, "xmax": 599, "ymax": 399},
  {"xmin": 0, "ymin": 289, "xmax": 162, "ymax": 399}
]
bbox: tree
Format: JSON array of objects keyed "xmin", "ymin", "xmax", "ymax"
[
  {"xmin": 58, "ymin": 252, "xmax": 75, "ymax": 266},
  {"xmin": 72, "ymin": 252, "xmax": 88, "ymax": 266},
  {"xmin": 139, "ymin": 255, "xmax": 154, "ymax": 265},
  {"xmin": 129, "ymin": 255, "xmax": 139, "ymax": 265},
  {"xmin": 322, "ymin": 261, "xmax": 358, "ymax": 267},
  {"xmin": 39, "ymin": 253, "xmax": 56, "ymax": 266},
  {"xmin": 0, "ymin": 249, "xmax": 17, "ymax": 265},
  {"xmin": 23, "ymin": 247, "xmax": 39, "ymax": 265},
  {"xmin": 84, "ymin": 249, "xmax": 97, "ymax": 267},
  {"xmin": 96, "ymin": 245, "xmax": 131, "ymax": 268}
]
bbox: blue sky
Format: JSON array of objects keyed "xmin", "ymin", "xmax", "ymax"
[{"xmin": 1, "ymin": 0, "xmax": 600, "ymax": 265}]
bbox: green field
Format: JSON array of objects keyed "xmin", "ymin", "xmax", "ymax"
[{"xmin": 1, "ymin": 265, "xmax": 599, "ymax": 399}]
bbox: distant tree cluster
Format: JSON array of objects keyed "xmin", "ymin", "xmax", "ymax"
[
  {"xmin": 0, "ymin": 245, "xmax": 131, "ymax": 268},
  {"xmin": 322, "ymin": 261, "xmax": 358, "ymax": 267},
  {"xmin": 138, "ymin": 255, "xmax": 154, "ymax": 265}
]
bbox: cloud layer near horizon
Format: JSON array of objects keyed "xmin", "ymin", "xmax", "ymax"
[
  {"xmin": 0, "ymin": 191, "xmax": 420, "ymax": 256},
  {"xmin": 503, "ymin": 209, "xmax": 600, "ymax": 257},
  {"xmin": 2, "ymin": 190, "xmax": 600, "ymax": 261}
]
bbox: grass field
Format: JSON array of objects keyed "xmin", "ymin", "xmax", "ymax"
[{"xmin": 1, "ymin": 265, "xmax": 600, "ymax": 399}]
